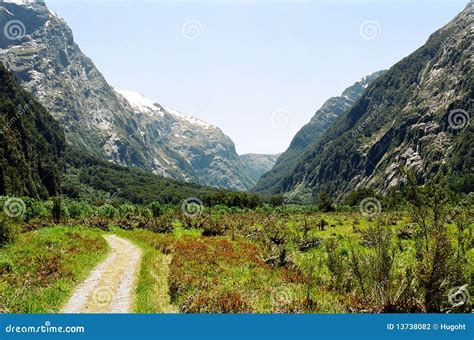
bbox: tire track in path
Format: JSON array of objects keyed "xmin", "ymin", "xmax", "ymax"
[{"xmin": 62, "ymin": 235, "xmax": 142, "ymax": 313}]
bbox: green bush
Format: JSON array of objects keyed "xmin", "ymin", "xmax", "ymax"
[
  {"xmin": 149, "ymin": 202, "xmax": 163, "ymax": 218},
  {"xmin": 52, "ymin": 197, "xmax": 62, "ymax": 224},
  {"xmin": 97, "ymin": 204, "xmax": 116, "ymax": 219},
  {"xmin": 0, "ymin": 218, "xmax": 17, "ymax": 247},
  {"xmin": 66, "ymin": 201, "xmax": 93, "ymax": 219},
  {"xmin": 139, "ymin": 207, "xmax": 153, "ymax": 219},
  {"xmin": 23, "ymin": 198, "xmax": 48, "ymax": 222},
  {"xmin": 118, "ymin": 204, "xmax": 136, "ymax": 218}
]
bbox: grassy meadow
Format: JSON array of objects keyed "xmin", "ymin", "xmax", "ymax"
[
  {"xmin": 0, "ymin": 226, "xmax": 107, "ymax": 313},
  {"xmin": 0, "ymin": 183, "xmax": 472, "ymax": 314}
]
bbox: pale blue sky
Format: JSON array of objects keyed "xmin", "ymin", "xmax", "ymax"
[{"xmin": 46, "ymin": 0, "xmax": 468, "ymax": 155}]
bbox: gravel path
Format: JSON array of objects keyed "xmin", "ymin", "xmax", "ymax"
[{"xmin": 61, "ymin": 235, "xmax": 142, "ymax": 313}]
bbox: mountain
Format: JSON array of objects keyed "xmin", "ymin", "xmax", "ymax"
[
  {"xmin": 239, "ymin": 153, "xmax": 280, "ymax": 187},
  {"xmin": 0, "ymin": 58, "xmax": 218, "ymax": 203},
  {"xmin": 258, "ymin": 2, "xmax": 473, "ymax": 201},
  {"xmin": 113, "ymin": 89, "xmax": 257, "ymax": 190},
  {"xmin": 0, "ymin": 0, "xmax": 267, "ymax": 191},
  {"xmin": 0, "ymin": 61, "xmax": 65, "ymax": 198},
  {"xmin": 254, "ymin": 71, "xmax": 385, "ymax": 194}
]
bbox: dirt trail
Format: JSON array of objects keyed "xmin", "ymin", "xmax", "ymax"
[{"xmin": 62, "ymin": 235, "xmax": 142, "ymax": 313}]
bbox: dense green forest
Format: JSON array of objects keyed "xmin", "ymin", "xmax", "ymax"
[{"xmin": 0, "ymin": 62, "xmax": 65, "ymax": 198}]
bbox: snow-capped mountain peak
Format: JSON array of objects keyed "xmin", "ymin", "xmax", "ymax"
[
  {"xmin": 115, "ymin": 88, "xmax": 213, "ymax": 129},
  {"xmin": 114, "ymin": 89, "xmax": 163, "ymax": 116}
]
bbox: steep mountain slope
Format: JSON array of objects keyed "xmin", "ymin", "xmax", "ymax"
[
  {"xmin": 239, "ymin": 153, "xmax": 280, "ymax": 187},
  {"xmin": 254, "ymin": 71, "xmax": 384, "ymax": 193},
  {"xmin": 0, "ymin": 0, "xmax": 151, "ymax": 169},
  {"xmin": 0, "ymin": 61, "xmax": 64, "ymax": 198},
  {"xmin": 265, "ymin": 3, "xmax": 473, "ymax": 201},
  {"xmin": 0, "ymin": 0, "xmax": 262, "ymax": 191}
]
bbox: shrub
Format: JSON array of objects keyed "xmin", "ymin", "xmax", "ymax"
[
  {"xmin": 405, "ymin": 174, "xmax": 457, "ymax": 312},
  {"xmin": 202, "ymin": 217, "xmax": 225, "ymax": 237},
  {"xmin": 297, "ymin": 236, "xmax": 322, "ymax": 252},
  {"xmin": 23, "ymin": 198, "xmax": 48, "ymax": 222},
  {"xmin": 152, "ymin": 215, "xmax": 174, "ymax": 234},
  {"xmin": 317, "ymin": 192, "xmax": 335, "ymax": 212},
  {"xmin": 67, "ymin": 201, "xmax": 93, "ymax": 219},
  {"xmin": 52, "ymin": 197, "xmax": 62, "ymax": 224},
  {"xmin": 181, "ymin": 215, "xmax": 205, "ymax": 230},
  {"xmin": 325, "ymin": 238, "xmax": 348, "ymax": 292},
  {"xmin": 138, "ymin": 207, "xmax": 153, "ymax": 219},
  {"xmin": 360, "ymin": 226, "xmax": 379, "ymax": 247},
  {"xmin": 97, "ymin": 204, "xmax": 116, "ymax": 219},
  {"xmin": 149, "ymin": 202, "xmax": 163, "ymax": 219},
  {"xmin": 0, "ymin": 218, "xmax": 17, "ymax": 247},
  {"xmin": 118, "ymin": 204, "xmax": 135, "ymax": 218}
]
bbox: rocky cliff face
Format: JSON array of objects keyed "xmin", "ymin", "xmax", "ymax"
[
  {"xmin": 0, "ymin": 0, "xmax": 271, "ymax": 191},
  {"xmin": 254, "ymin": 71, "xmax": 385, "ymax": 194},
  {"xmin": 258, "ymin": 3, "xmax": 473, "ymax": 201}
]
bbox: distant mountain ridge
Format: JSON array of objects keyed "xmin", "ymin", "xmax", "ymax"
[
  {"xmin": 239, "ymin": 153, "xmax": 280, "ymax": 186},
  {"xmin": 0, "ymin": 0, "xmax": 276, "ymax": 191}
]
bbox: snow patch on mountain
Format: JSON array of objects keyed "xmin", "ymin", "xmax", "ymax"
[
  {"xmin": 165, "ymin": 107, "xmax": 212, "ymax": 130},
  {"xmin": 114, "ymin": 89, "xmax": 163, "ymax": 116},
  {"xmin": 2, "ymin": 0, "xmax": 35, "ymax": 5}
]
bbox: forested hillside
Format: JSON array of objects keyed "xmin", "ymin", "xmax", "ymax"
[{"xmin": 0, "ymin": 62, "xmax": 65, "ymax": 198}]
